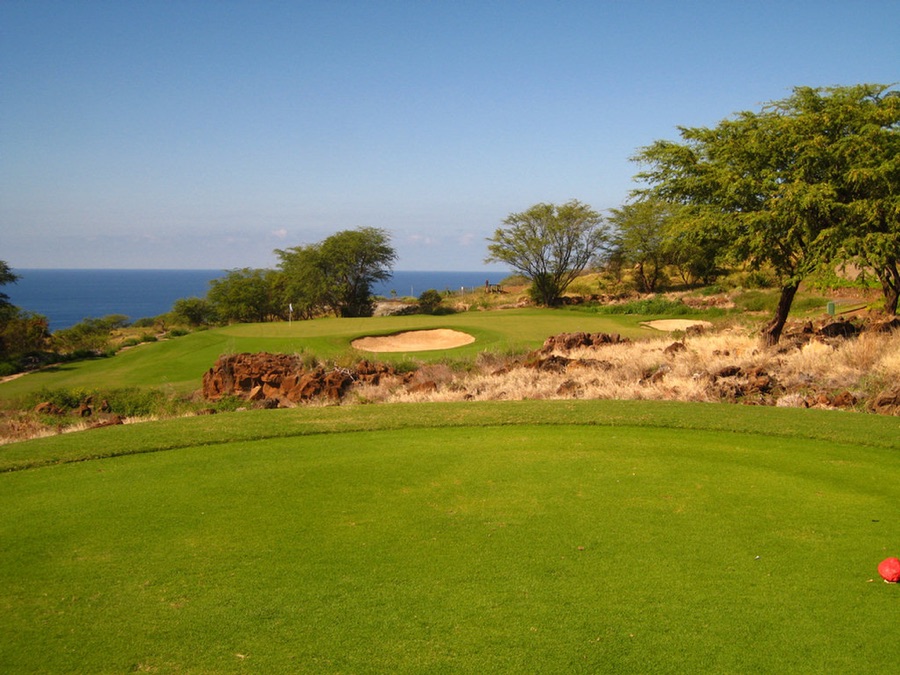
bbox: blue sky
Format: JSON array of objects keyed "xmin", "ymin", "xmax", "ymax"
[{"xmin": 1, "ymin": 0, "xmax": 897, "ymax": 271}]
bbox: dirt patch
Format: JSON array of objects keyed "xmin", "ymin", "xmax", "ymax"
[
  {"xmin": 642, "ymin": 319, "xmax": 713, "ymax": 332},
  {"xmin": 352, "ymin": 329, "xmax": 476, "ymax": 352}
]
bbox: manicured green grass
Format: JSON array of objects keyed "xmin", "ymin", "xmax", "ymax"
[
  {"xmin": 0, "ymin": 309, "xmax": 655, "ymax": 399},
  {"xmin": 2, "ymin": 400, "xmax": 899, "ymax": 672}
]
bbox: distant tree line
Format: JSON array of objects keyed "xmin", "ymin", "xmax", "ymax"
[{"xmin": 170, "ymin": 227, "xmax": 397, "ymax": 326}]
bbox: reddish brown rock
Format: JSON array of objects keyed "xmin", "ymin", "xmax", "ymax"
[
  {"xmin": 664, "ymin": 341, "xmax": 687, "ymax": 356},
  {"xmin": 831, "ymin": 391, "xmax": 857, "ymax": 408},
  {"xmin": 539, "ymin": 332, "xmax": 629, "ymax": 354},
  {"xmin": 556, "ymin": 379, "xmax": 582, "ymax": 396},
  {"xmin": 34, "ymin": 402, "xmax": 64, "ymax": 416},
  {"xmin": 870, "ymin": 388, "xmax": 900, "ymax": 415},
  {"xmin": 201, "ymin": 353, "xmax": 393, "ymax": 406},
  {"xmin": 407, "ymin": 380, "xmax": 437, "ymax": 394}
]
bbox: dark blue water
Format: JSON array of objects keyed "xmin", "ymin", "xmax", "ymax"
[{"xmin": 6, "ymin": 269, "xmax": 510, "ymax": 331}]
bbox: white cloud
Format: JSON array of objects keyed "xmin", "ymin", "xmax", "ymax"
[
  {"xmin": 271, "ymin": 228, "xmax": 289, "ymax": 239},
  {"xmin": 408, "ymin": 233, "xmax": 435, "ymax": 246}
]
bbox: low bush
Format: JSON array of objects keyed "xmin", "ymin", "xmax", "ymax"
[
  {"xmin": 131, "ymin": 317, "xmax": 157, "ymax": 328},
  {"xmin": 733, "ymin": 290, "xmax": 776, "ymax": 313},
  {"xmin": 590, "ymin": 295, "xmax": 693, "ymax": 316},
  {"xmin": 21, "ymin": 386, "xmax": 192, "ymax": 419}
]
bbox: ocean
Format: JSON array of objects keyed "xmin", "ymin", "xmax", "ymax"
[{"xmin": 6, "ymin": 269, "xmax": 510, "ymax": 331}]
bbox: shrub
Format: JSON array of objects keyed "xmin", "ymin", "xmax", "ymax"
[
  {"xmin": 417, "ymin": 289, "xmax": 443, "ymax": 314},
  {"xmin": 733, "ymin": 290, "xmax": 776, "ymax": 313},
  {"xmin": 131, "ymin": 317, "xmax": 158, "ymax": 328},
  {"xmin": 590, "ymin": 295, "xmax": 692, "ymax": 316},
  {"xmin": 744, "ymin": 270, "xmax": 776, "ymax": 289}
]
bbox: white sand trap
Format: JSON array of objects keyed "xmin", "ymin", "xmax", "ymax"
[
  {"xmin": 352, "ymin": 329, "xmax": 476, "ymax": 352},
  {"xmin": 642, "ymin": 319, "xmax": 713, "ymax": 331}
]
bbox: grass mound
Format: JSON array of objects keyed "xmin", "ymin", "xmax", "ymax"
[{"xmin": 2, "ymin": 400, "xmax": 898, "ymax": 672}]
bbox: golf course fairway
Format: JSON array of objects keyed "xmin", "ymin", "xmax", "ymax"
[{"xmin": 1, "ymin": 400, "xmax": 898, "ymax": 672}]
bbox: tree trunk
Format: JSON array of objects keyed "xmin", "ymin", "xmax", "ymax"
[
  {"xmin": 878, "ymin": 262, "xmax": 900, "ymax": 316},
  {"xmin": 762, "ymin": 283, "xmax": 799, "ymax": 346}
]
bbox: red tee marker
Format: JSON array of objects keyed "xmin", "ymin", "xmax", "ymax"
[{"xmin": 877, "ymin": 557, "xmax": 900, "ymax": 583}]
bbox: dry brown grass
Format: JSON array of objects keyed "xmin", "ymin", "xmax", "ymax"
[{"xmin": 355, "ymin": 325, "xmax": 900, "ymax": 412}]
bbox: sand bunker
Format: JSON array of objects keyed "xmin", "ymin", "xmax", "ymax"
[
  {"xmin": 642, "ymin": 319, "xmax": 713, "ymax": 331},
  {"xmin": 352, "ymin": 329, "xmax": 476, "ymax": 352}
]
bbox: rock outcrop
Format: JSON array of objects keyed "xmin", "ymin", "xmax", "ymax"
[
  {"xmin": 538, "ymin": 332, "xmax": 630, "ymax": 354},
  {"xmin": 201, "ymin": 353, "xmax": 406, "ymax": 407}
]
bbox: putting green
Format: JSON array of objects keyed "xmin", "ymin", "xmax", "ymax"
[{"xmin": 1, "ymin": 405, "xmax": 898, "ymax": 672}]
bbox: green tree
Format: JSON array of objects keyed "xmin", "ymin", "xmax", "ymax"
[
  {"xmin": 171, "ymin": 297, "xmax": 218, "ymax": 327},
  {"xmin": 486, "ymin": 200, "xmax": 608, "ymax": 306},
  {"xmin": 277, "ymin": 227, "xmax": 396, "ymax": 318},
  {"xmin": 275, "ymin": 243, "xmax": 329, "ymax": 319},
  {"xmin": 0, "ymin": 261, "xmax": 19, "ymax": 322},
  {"xmin": 0, "ymin": 310, "xmax": 49, "ymax": 359},
  {"xmin": 607, "ymin": 199, "xmax": 683, "ymax": 293},
  {"xmin": 810, "ymin": 86, "xmax": 899, "ymax": 314},
  {"xmin": 633, "ymin": 84, "xmax": 900, "ymax": 343},
  {"xmin": 417, "ymin": 289, "xmax": 443, "ymax": 314},
  {"xmin": 51, "ymin": 315, "xmax": 129, "ymax": 355},
  {"xmin": 207, "ymin": 268, "xmax": 282, "ymax": 324}
]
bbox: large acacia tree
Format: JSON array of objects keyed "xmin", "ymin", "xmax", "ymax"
[
  {"xmin": 277, "ymin": 227, "xmax": 396, "ymax": 318},
  {"xmin": 486, "ymin": 200, "xmax": 608, "ymax": 306},
  {"xmin": 634, "ymin": 84, "xmax": 900, "ymax": 344}
]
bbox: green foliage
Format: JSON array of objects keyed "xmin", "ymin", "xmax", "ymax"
[
  {"xmin": 486, "ymin": 200, "xmax": 609, "ymax": 306},
  {"xmin": 732, "ymin": 290, "xmax": 776, "ymax": 313},
  {"xmin": 743, "ymin": 269, "xmax": 777, "ymax": 289},
  {"xmin": 634, "ymin": 83, "xmax": 900, "ymax": 338},
  {"xmin": 171, "ymin": 296, "xmax": 218, "ymax": 326},
  {"xmin": 417, "ymin": 289, "xmax": 443, "ymax": 313},
  {"xmin": 590, "ymin": 295, "xmax": 693, "ymax": 315},
  {"xmin": 23, "ymin": 385, "xmax": 192, "ymax": 418},
  {"xmin": 0, "ymin": 260, "xmax": 19, "ymax": 321},
  {"xmin": 607, "ymin": 198, "xmax": 682, "ymax": 292},
  {"xmin": 207, "ymin": 268, "xmax": 282, "ymax": 323},
  {"xmin": 50, "ymin": 315, "xmax": 129, "ymax": 355},
  {"xmin": 130, "ymin": 317, "xmax": 157, "ymax": 328},
  {"xmin": 0, "ymin": 310, "xmax": 49, "ymax": 362},
  {"xmin": 277, "ymin": 227, "xmax": 397, "ymax": 319}
]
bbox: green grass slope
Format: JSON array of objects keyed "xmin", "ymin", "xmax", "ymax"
[
  {"xmin": 0, "ymin": 309, "xmax": 652, "ymax": 400},
  {"xmin": 2, "ymin": 400, "xmax": 899, "ymax": 672}
]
